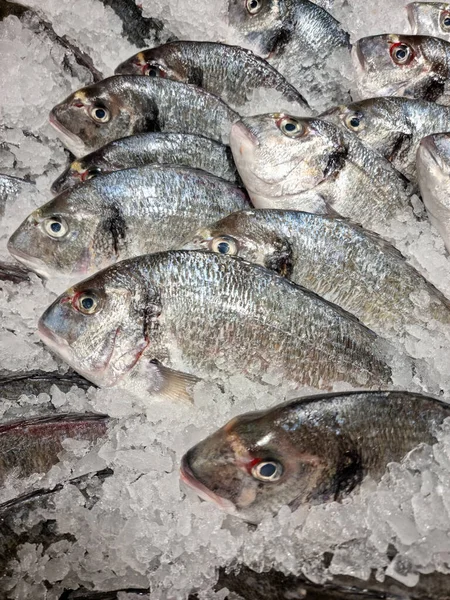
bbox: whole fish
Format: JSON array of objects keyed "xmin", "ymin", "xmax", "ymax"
[
  {"xmin": 38, "ymin": 251, "xmax": 399, "ymax": 402},
  {"xmin": 0, "ymin": 413, "xmax": 108, "ymax": 484},
  {"xmin": 417, "ymin": 133, "xmax": 450, "ymax": 253},
  {"xmin": 407, "ymin": 2, "xmax": 450, "ymax": 42},
  {"xmin": 353, "ymin": 34, "xmax": 450, "ymax": 104},
  {"xmin": 181, "ymin": 390, "xmax": 450, "ymax": 522},
  {"xmin": 49, "ymin": 75, "xmax": 239, "ymax": 156},
  {"xmin": 184, "ymin": 209, "xmax": 450, "ymax": 334},
  {"xmin": 229, "ymin": 113, "xmax": 412, "ymax": 228},
  {"xmin": 8, "ymin": 165, "xmax": 249, "ymax": 279},
  {"xmin": 320, "ymin": 97, "xmax": 450, "ymax": 182},
  {"xmin": 114, "ymin": 41, "xmax": 310, "ymax": 114},
  {"xmin": 50, "ymin": 133, "xmax": 240, "ymax": 195},
  {"xmin": 227, "ymin": 0, "xmax": 351, "ymax": 110}
]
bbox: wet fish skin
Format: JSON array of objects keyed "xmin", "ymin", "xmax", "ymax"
[
  {"xmin": 417, "ymin": 133, "xmax": 450, "ymax": 253},
  {"xmin": 38, "ymin": 250, "xmax": 397, "ymax": 400},
  {"xmin": 181, "ymin": 390, "xmax": 450, "ymax": 522},
  {"xmin": 115, "ymin": 41, "xmax": 310, "ymax": 113},
  {"xmin": 353, "ymin": 34, "xmax": 450, "ymax": 104},
  {"xmin": 229, "ymin": 113, "xmax": 411, "ymax": 228},
  {"xmin": 49, "ymin": 75, "xmax": 239, "ymax": 157},
  {"xmin": 407, "ymin": 2, "xmax": 450, "ymax": 41},
  {"xmin": 51, "ymin": 133, "xmax": 240, "ymax": 195},
  {"xmin": 8, "ymin": 165, "xmax": 249, "ymax": 279},
  {"xmin": 0, "ymin": 370, "xmax": 94, "ymax": 401},
  {"xmin": 0, "ymin": 174, "xmax": 34, "ymax": 217},
  {"xmin": 320, "ymin": 97, "xmax": 450, "ymax": 182},
  {"xmin": 184, "ymin": 209, "xmax": 450, "ymax": 334},
  {"xmin": 0, "ymin": 413, "xmax": 108, "ymax": 484}
]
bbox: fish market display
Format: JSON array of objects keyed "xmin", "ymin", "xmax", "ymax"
[
  {"xmin": 229, "ymin": 114, "xmax": 411, "ymax": 227},
  {"xmin": 321, "ymin": 96, "xmax": 450, "ymax": 182},
  {"xmin": 184, "ymin": 209, "xmax": 450, "ymax": 336},
  {"xmin": 417, "ymin": 133, "xmax": 450, "ymax": 253},
  {"xmin": 353, "ymin": 34, "xmax": 450, "ymax": 104},
  {"xmin": 407, "ymin": 2, "xmax": 450, "ymax": 41},
  {"xmin": 38, "ymin": 250, "xmax": 401, "ymax": 398},
  {"xmin": 8, "ymin": 165, "xmax": 249, "ymax": 278},
  {"xmin": 181, "ymin": 390, "xmax": 450, "ymax": 523},
  {"xmin": 50, "ymin": 132, "xmax": 240, "ymax": 194},
  {"xmin": 49, "ymin": 75, "xmax": 239, "ymax": 156},
  {"xmin": 115, "ymin": 41, "xmax": 310, "ymax": 114}
]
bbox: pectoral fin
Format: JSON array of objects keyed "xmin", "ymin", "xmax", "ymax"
[{"xmin": 148, "ymin": 360, "xmax": 200, "ymax": 403}]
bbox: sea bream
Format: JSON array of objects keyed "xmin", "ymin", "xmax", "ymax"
[
  {"xmin": 184, "ymin": 209, "xmax": 450, "ymax": 336},
  {"xmin": 181, "ymin": 390, "xmax": 450, "ymax": 522},
  {"xmin": 51, "ymin": 133, "xmax": 240, "ymax": 194},
  {"xmin": 407, "ymin": 2, "xmax": 450, "ymax": 41},
  {"xmin": 38, "ymin": 251, "xmax": 401, "ymax": 402},
  {"xmin": 49, "ymin": 75, "xmax": 239, "ymax": 156},
  {"xmin": 353, "ymin": 34, "xmax": 450, "ymax": 105},
  {"xmin": 8, "ymin": 165, "xmax": 249, "ymax": 279},
  {"xmin": 320, "ymin": 97, "xmax": 450, "ymax": 182},
  {"xmin": 229, "ymin": 113, "xmax": 412, "ymax": 228}
]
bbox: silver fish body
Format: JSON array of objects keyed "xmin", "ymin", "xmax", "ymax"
[
  {"xmin": 181, "ymin": 390, "xmax": 450, "ymax": 522},
  {"xmin": 49, "ymin": 75, "xmax": 239, "ymax": 156},
  {"xmin": 115, "ymin": 41, "xmax": 310, "ymax": 114},
  {"xmin": 417, "ymin": 133, "xmax": 450, "ymax": 253},
  {"xmin": 184, "ymin": 209, "xmax": 450, "ymax": 334},
  {"xmin": 38, "ymin": 251, "xmax": 398, "ymax": 399},
  {"xmin": 50, "ymin": 133, "xmax": 240, "ymax": 195},
  {"xmin": 0, "ymin": 174, "xmax": 34, "ymax": 217},
  {"xmin": 321, "ymin": 97, "xmax": 450, "ymax": 182},
  {"xmin": 8, "ymin": 166, "xmax": 249, "ymax": 279},
  {"xmin": 407, "ymin": 2, "xmax": 450, "ymax": 41},
  {"xmin": 230, "ymin": 113, "xmax": 411, "ymax": 228}
]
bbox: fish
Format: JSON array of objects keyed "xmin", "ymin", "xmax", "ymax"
[
  {"xmin": 49, "ymin": 75, "xmax": 239, "ymax": 156},
  {"xmin": 38, "ymin": 250, "xmax": 403, "ymax": 402},
  {"xmin": 8, "ymin": 165, "xmax": 249, "ymax": 279},
  {"xmin": 320, "ymin": 97, "xmax": 450, "ymax": 183},
  {"xmin": 229, "ymin": 113, "xmax": 412, "ymax": 228},
  {"xmin": 227, "ymin": 0, "xmax": 351, "ymax": 110},
  {"xmin": 353, "ymin": 34, "xmax": 450, "ymax": 105},
  {"xmin": 184, "ymin": 209, "xmax": 450, "ymax": 335},
  {"xmin": 50, "ymin": 132, "xmax": 240, "ymax": 195},
  {"xmin": 0, "ymin": 369, "xmax": 94, "ymax": 401},
  {"xmin": 407, "ymin": 2, "xmax": 450, "ymax": 42},
  {"xmin": 114, "ymin": 41, "xmax": 310, "ymax": 114},
  {"xmin": 417, "ymin": 133, "xmax": 450, "ymax": 253},
  {"xmin": 181, "ymin": 390, "xmax": 450, "ymax": 522},
  {"xmin": 0, "ymin": 413, "xmax": 108, "ymax": 485},
  {"xmin": 0, "ymin": 174, "xmax": 34, "ymax": 217}
]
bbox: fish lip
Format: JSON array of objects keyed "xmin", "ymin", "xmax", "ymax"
[
  {"xmin": 419, "ymin": 135, "xmax": 446, "ymax": 171},
  {"xmin": 7, "ymin": 243, "xmax": 50, "ymax": 280},
  {"xmin": 49, "ymin": 111, "xmax": 84, "ymax": 147},
  {"xmin": 180, "ymin": 454, "xmax": 237, "ymax": 514},
  {"xmin": 352, "ymin": 41, "xmax": 367, "ymax": 70},
  {"xmin": 231, "ymin": 121, "xmax": 259, "ymax": 147},
  {"xmin": 38, "ymin": 318, "xmax": 69, "ymax": 349}
]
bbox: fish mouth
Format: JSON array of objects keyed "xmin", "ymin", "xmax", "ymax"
[
  {"xmin": 231, "ymin": 121, "xmax": 259, "ymax": 147},
  {"xmin": 49, "ymin": 111, "xmax": 88, "ymax": 158},
  {"xmin": 406, "ymin": 3, "xmax": 418, "ymax": 33},
  {"xmin": 419, "ymin": 135, "xmax": 447, "ymax": 171},
  {"xmin": 7, "ymin": 243, "xmax": 50, "ymax": 280},
  {"xmin": 352, "ymin": 42, "xmax": 367, "ymax": 71},
  {"xmin": 38, "ymin": 319, "xmax": 71, "ymax": 354},
  {"xmin": 180, "ymin": 454, "xmax": 237, "ymax": 514}
]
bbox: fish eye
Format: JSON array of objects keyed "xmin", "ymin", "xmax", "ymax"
[
  {"xmin": 73, "ymin": 291, "xmax": 100, "ymax": 315},
  {"xmin": 344, "ymin": 113, "xmax": 364, "ymax": 132},
  {"xmin": 251, "ymin": 460, "xmax": 283, "ymax": 482},
  {"xmin": 277, "ymin": 117, "xmax": 306, "ymax": 138},
  {"xmin": 44, "ymin": 217, "xmax": 68, "ymax": 239},
  {"xmin": 441, "ymin": 11, "xmax": 450, "ymax": 31},
  {"xmin": 144, "ymin": 63, "xmax": 166, "ymax": 77},
  {"xmin": 90, "ymin": 106, "xmax": 110, "ymax": 123},
  {"xmin": 81, "ymin": 167, "xmax": 102, "ymax": 181},
  {"xmin": 210, "ymin": 236, "xmax": 238, "ymax": 255},
  {"xmin": 246, "ymin": 0, "xmax": 262, "ymax": 14},
  {"xmin": 390, "ymin": 42, "xmax": 414, "ymax": 66}
]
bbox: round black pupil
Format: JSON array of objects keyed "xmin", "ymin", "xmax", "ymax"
[
  {"xmin": 396, "ymin": 47, "xmax": 407, "ymax": 59},
  {"xmin": 444, "ymin": 17, "xmax": 450, "ymax": 25},
  {"xmin": 350, "ymin": 117, "xmax": 360, "ymax": 128},
  {"xmin": 249, "ymin": 0, "xmax": 258, "ymax": 8},
  {"xmin": 217, "ymin": 242, "xmax": 230, "ymax": 254},
  {"xmin": 96, "ymin": 109, "xmax": 106, "ymax": 119},
  {"xmin": 148, "ymin": 67, "xmax": 158, "ymax": 76},
  {"xmin": 284, "ymin": 122, "xmax": 297, "ymax": 132},
  {"xmin": 260, "ymin": 463, "xmax": 276, "ymax": 477},
  {"xmin": 50, "ymin": 222, "xmax": 61, "ymax": 233},
  {"xmin": 81, "ymin": 297, "xmax": 94, "ymax": 310}
]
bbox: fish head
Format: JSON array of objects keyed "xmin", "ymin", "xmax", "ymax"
[
  {"xmin": 230, "ymin": 113, "xmax": 347, "ymax": 204},
  {"xmin": 184, "ymin": 210, "xmax": 293, "ymax": 278},
  {"xmin": 181, "ymin": 407, "xmax": 330, "ymax": 523},
  {"xmin": 353, "ymin": 34, "xmax": 437, "ymax": 98},
  {"xmin": 407, "ymin": 2, "xmax": 450, "ymax": 36},
  {"xmin": 7, "ymin": 186, "xmax": 118, "ymax": 279},
  {"xmin": 38, "ymin": 263, "xmax": 152, "ymax": 386},
  {"xmin": 227, "ymin": 0, "xmax": 286, "ymax": 55},
  {"xmin": 51, "ymin": 156, "xmax": 106, "ymax": 195},
  {"xmin": 115, "ymin": 47, "xmax": 187, "ymax": 83},
  {"xmin": 49, "ymin": 76, "xmax": 149, "ymax": 156}
]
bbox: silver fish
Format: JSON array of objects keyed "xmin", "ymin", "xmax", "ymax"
[
  {"xmin": 320, "ymin": 97, "xmax": 450, "ymax": 182},
  {"xmin": 181, "ymin": 390, "xmax": 450, "ymax": 522},
  {"xmin": 229, "ymin": 113, "xmax": 412, "ymax": 228},
  {"xmin": 184, "ymin": 209, "xmax": 450, "ymax": 334},
  {"xmin": 0, "ymin": 174, "xmax": 34, "ymax": 217},
  {"xmin": 417, "ymin": 133, "xmax": 450, "ymax": 253},
  {"xmin": 353, "ymin": 34, "xmax": 450, "ymax": 104},
  {"xmin": 407, "ymin": 2, "xmax": 450, "ymax": 41},
  {"xmin": 49, "ymin": 75, "xmax": 239, "ymax": 156},
  {"xmin": 8, "ymin": 165, "xmax": 249, "ymax": 279},
  {"xmin": 38, "ymin": 251, "xmax": 399, "ymax": 401},
  {"xmin": 115, "ymin": 41, "xmax": 310, "ymax": 114}
]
